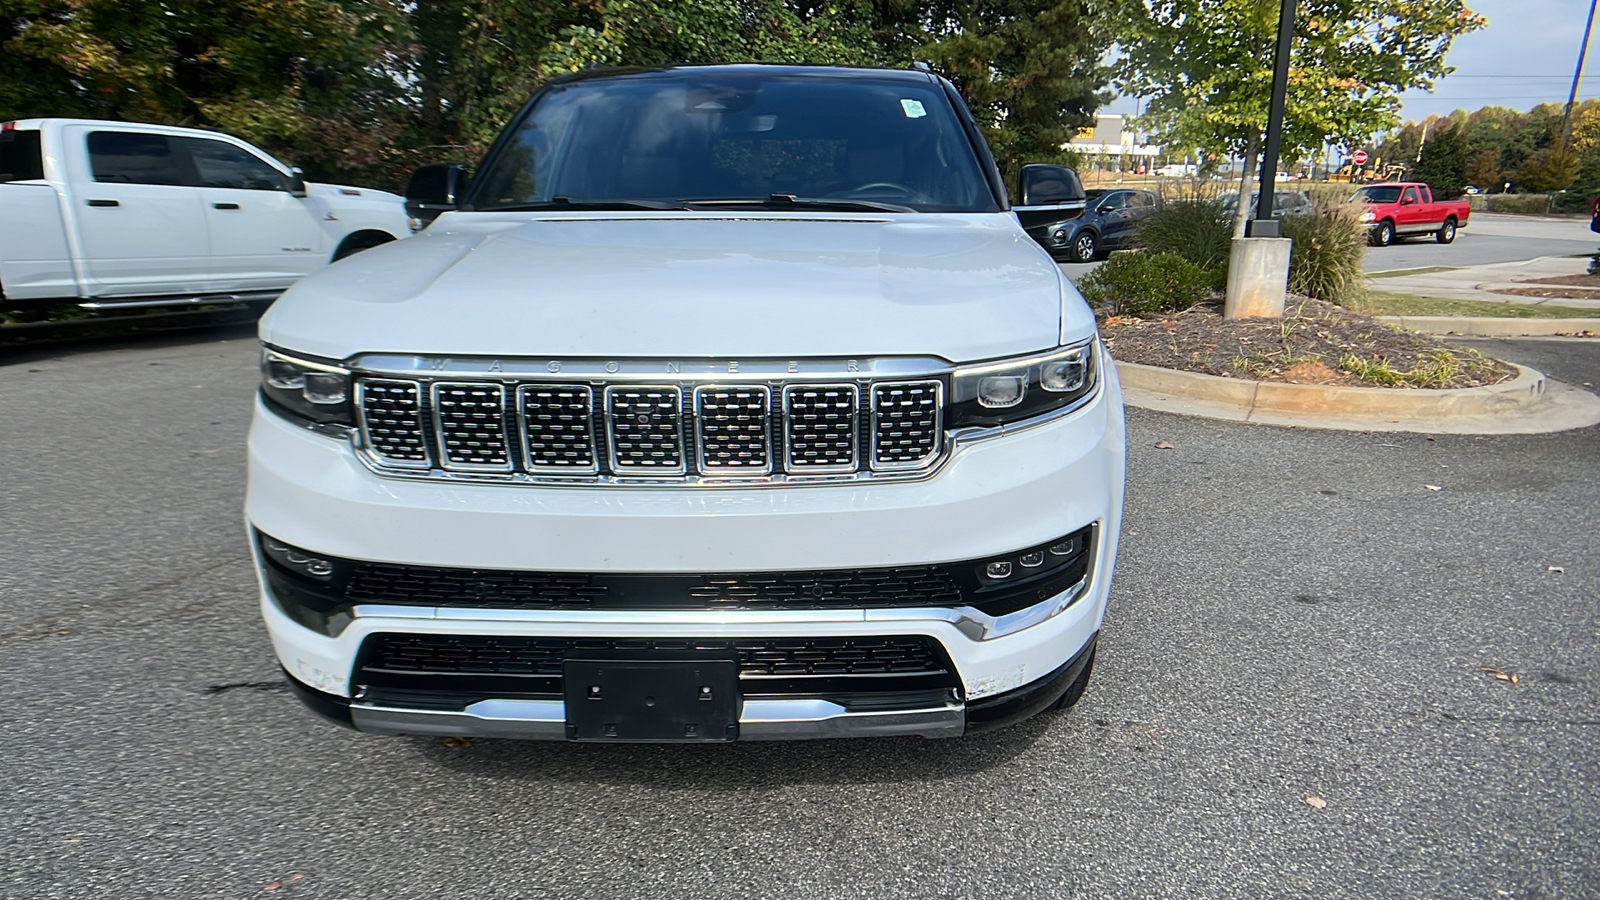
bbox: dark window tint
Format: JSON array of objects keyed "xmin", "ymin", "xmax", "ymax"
[
  {"xmin": 471, "ymin": 72, "xmax": 997, "ymax": 213},
  {"xmin": 1402, "ymin": 186, "xmax": 1419, "ymax": 204},
  {"xmin": 1098, "ymin": 192, "xmax": 1130, "ymax": 212},
  {"xmin": 1355, "ymin": 185, "xmax": 1402, "ymax": 204},
  {"xmin": 0, "ymin": 129, "xmax": 45, "ymax": 181},
  {"xmin": 184, "ymin": 138, "xmax": 285, "ymax": 190},
  {"xmin": 88, "ymin": 131, "xmax": 187, "ymax": 185}
]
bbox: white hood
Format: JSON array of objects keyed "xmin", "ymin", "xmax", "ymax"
[{"xmin": 260, "ymin": 211, "xmax": 1094, "ymax": 363}]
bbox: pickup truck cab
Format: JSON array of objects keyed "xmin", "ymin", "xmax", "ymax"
[
  {"xmin": 1353, "ymin": 182, "xmax": 1470, "ymax": 247},
  {"xmin": 0, "ymin": 119, "xmax": 410, "ymax": 310},
  {"xmin": 248, "ymin": 65, "xmax": 1125, "ymax": 743}
]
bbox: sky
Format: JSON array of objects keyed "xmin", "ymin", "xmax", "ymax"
[{"xmin": 1106, "ymin": 0, "xmax": 1598, "ymax": 127}]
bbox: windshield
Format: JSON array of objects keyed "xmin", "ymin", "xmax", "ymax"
[
  {"xmin": 468, "ymin": 70, "xmax": 998, "ymax": 213},
  {"xmin": 1355, "ymin": 186, "xmax": 1403, "ymax": 204}
]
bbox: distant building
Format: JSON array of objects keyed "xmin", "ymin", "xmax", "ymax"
[{"xmin": 1067, "ymin": 114, "xmax": 1160, "ymax": 164}]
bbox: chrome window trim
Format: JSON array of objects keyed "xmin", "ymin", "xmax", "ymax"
[
  {"xmin": 782, "ymin": 383, "xmax": 859, "ymax": 474},
  {"xmin": 870, "ymin": 380, "xmax": 944, "ymax": 471},
  {"xmin": 603, "ymin": 384, "xmax": 687, "ymax": 476},
  {"xmin": 353, "ymin": 378, "xmax": 432, "ymax": 470},
  {"xmin": 693, "ymin": 384, "xmax": 774, "ymax": 475},
  {"xmin": 515, "ymin": 383, "xmax": 599, "ymax": 475},
  {"xmin": 430, "ymin": 381, "xmax": 514, "ymax": 473}
]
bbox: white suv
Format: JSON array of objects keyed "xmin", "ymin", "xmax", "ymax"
[{"xmin": 247, "ymin": 65, "xmax": 1125, "ymax": 742}]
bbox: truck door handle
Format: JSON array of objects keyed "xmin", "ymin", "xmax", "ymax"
[
  {"xmin": 86, "ymin": 199, "xmax": 120, "ymax": 207},
  {"xmin": 212, "ymin": 202, "xmax": 241, "ymax": 210}
]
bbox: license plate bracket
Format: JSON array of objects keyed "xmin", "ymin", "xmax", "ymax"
[{"xmin": 564, "ymin": 660, "xmax": 740, "ymax": 742}]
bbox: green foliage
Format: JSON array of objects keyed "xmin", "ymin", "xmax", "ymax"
[
  {"xmin": 1484, "ymin": 193, "xmax": 1553, "ymax": 214},
  {"xmin": 1280, "ymin": 203, "xmax": 1368, "ymax": 309},
  {"xmin": 1514, "ymin": 144, "xmax": 1580, "ymax": 193},
  {"xmin": 1135, "ymin": 200, "xmax": 1232, "ymax": 286},
  {"xmin": 1410, "ymin": 123, "xmax": 1469, "ymax": 199},
  {"xmin": 0, "ymin": 0, "xmax": 1109, "ymax": 191},
  {"xmin": 905, "ymin": 0, "xmax": 1107, "ymax": 180},
  {"xmin": 1113, "ymin": 0, "xmax": 1487, "ymax": 165},
  {"xmin": 1077, "ymin": 251, "xmax": 1212, "ymax": 317}
]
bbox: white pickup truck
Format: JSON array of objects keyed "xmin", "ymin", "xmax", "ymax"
[{"xmin": 0, "ymin": 118, "xmax": 410, "ymax": 311}]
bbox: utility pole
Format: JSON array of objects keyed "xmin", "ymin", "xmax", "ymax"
[{"xmin": 1562, "ymin": 0, "xmax": 1598, "ymax": 150}]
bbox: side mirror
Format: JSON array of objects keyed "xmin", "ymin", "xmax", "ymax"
[
  {"xmin": 1400, "ymin": 195, "xmax": 1415, "ymax": 205},
  {"xmin": 287, "ymin": 166, "xmax": 307, "ymax": 198},
  {"xmin": 1017, "ymin": 163, "xmax": 1086, "ymax": 208},
  {"xmin": 406, "ymin": 164, "xmax": 468, "ymax": 225}
]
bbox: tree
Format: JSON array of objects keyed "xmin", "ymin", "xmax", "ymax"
[
  {"xmin": 1515, "ymin": 144, "xmax": 1580, "ymax": 193},
  {"xmin": 901, "ymin": 0, "xmax": 1108, "ymax": 181},
  {"xmin": 1464, "ymin": 147, "xmax": 1501, "ymax": 190},
  {"xmin": 1115, "ymin": 0, "xmax": 1487, "ymax": 236},
  {"xmin": 1411, "ymin": 122, "xmax": 1469, "ymax": 197}
]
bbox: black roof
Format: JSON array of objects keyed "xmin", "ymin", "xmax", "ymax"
[{"xmin": 547, "ymin": 63, "xmax": 937, "ymax": 87}]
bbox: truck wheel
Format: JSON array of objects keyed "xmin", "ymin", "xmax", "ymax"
[
  {"xmin": 332, "ymin": 230, "xmax": 397, "ymax": 262},
  {"xmin": 1371, "ymin": 220, "xmax": 1395, "ymax": 247},
  {"xmin": 1436, "ymin": 218, "xmax": 1457, "ymax": 244},
  {"xmin": 1070, "ymin": 231, "xmax": 1099, "ymax": 263},
  {"xmin": 1050, "ymin": 646, "xmax": 1095, "ymax": 711}
]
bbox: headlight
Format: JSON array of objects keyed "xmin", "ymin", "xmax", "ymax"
[
  {"xmin": 948, "ymin": 339, "xmax": 1098, "ymax": 429},
  {"xmin": 260, "ymin": 346, "xmax": 354, "ymax": 425},
  {"xmin": 1361, "ymin": 210, "xmax": 1376, "ymax": 222}
]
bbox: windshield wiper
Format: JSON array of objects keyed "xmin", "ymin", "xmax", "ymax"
[
  {"xmin": 482, "ymin": 196, "xmax": 688, "ymax": 212},
  {"xmin": 685, "ymin": 194, "xmax": 917, "ymax": 214}
]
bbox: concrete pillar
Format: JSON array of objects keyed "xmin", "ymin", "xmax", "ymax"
[{"xmin": 1224, "ymin": 237, "xmax": 1292, "ymax": 319}]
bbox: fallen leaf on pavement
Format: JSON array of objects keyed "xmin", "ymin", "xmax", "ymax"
[
  {"xmin": 443, "ymin": 736, "xmax": 473, "ymax": 749},
  {"xmin": 1479, "ymin": 666, "xmax": 1519, "ymax": 685},
  {"xmin": 1424, "ymin": 484, "xmax": 1443, "ymax": 492},
  {"xmin": 1155, "ymin": 440, "xmax": 1174, "ymax": 449},
  {"xmin": 1305, "ymin": 796, "xmax": 1327, "ymax": 809}
]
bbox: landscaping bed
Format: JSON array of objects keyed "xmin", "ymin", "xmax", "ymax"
[{"xmin": 1099, "ymin": 296, "xmax": 1515, "ymax": 389}]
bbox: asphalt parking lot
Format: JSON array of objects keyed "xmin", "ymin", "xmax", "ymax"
[{"xmin": 2, "ymin": 329, "xmax": 1597, "ymax": 899}]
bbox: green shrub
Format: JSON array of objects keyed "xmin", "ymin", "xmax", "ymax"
[
  {"xmin": 1135, "ymin": 200, "xmax": 1233, "ymax": 278},
  {"xmin": 1485, "ymin": 193, "xmax": 1552, "ymax": 214},
  {"xmin": 1280, "ymin": 201, "xmax": 1368, "ymax": 310},
  {"xmin": 1077, "ymin": 251, "xmax": 1212, "ymax": 317}
]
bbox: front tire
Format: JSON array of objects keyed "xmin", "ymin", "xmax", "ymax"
[
  {"xmin": 1436, "ymin": 218, "xmax": 1457, "ymax": 244},
  {"xmin": 1070, "ymin": 230, "xmax": 1099, "ymax": 263},
  {"xmin": 1370, "ymin": 220, "xmax": 1395, "ymax": 247}
]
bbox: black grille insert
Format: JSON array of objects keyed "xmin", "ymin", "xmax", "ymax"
[
  {"xmin": 355, "ymin": 633, "xmax": 959, "ymax": 696},
  {"xmin": 518, "ymin": 385, "xmax": 597, "ymax": 472},
  {"xmin": 357, "ymin": 380, "xmax": 429, "ymax": 466}
]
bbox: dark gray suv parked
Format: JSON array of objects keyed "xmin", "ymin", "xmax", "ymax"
[{"xmin": 1021, "ymin": 188, "xmax": 1161, "ymax": 262}]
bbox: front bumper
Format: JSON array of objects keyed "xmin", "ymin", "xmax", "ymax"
[
  {"xmin": 247, "ymin": 356, "xmax": 1125, "ymax": 739},
  {"xmin": 281, "ymin": 634, "xmax": 1097, "ymax": 740}
]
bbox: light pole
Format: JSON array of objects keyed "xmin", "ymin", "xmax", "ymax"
[
  {"xmin": 1561, "ymin": 0, "xmax": 1598, "ymax": 151},
  {"xmin": 1248, "ymin": 0, "xmax": 1296, "ymax": 237}
]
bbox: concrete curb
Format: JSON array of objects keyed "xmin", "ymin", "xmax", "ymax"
[
  {"xmin": 1118, "ymin": 360, "xmax": 1543, "ymax": 416},
  {"xmin": 1376, "ymin": 315, "xmax": 1600, "ymax": 337},
  {"xmin": 1114, "ymin": 360, "xmax": 1600, "ymax": 434}
]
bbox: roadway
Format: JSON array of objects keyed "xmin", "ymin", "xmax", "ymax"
[
  {"xmin": 3, "ymin": 327, "xmax": 1595, "ymax": 899},
  {"xmin": 1058, "ymin": 212, "xmax": 1599, "ymax": 282}
]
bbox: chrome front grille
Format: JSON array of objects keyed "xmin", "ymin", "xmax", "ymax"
[
  {"xmin": 517, "ymin": 385, "xmax": 597, "ymax": 473},
  {"xmin": 872, "ymin": 381, "xmax": 943, "ymax": 468},
  {"xmin": 784, "ymin": 384, "xmax": 858, "ymax": 472},
  {"xmin": 695, "ymin": 386, "xmax": 771, "ymax": 472},
  {"xmin": 357, "ymin": 380, "xmax": 429, "ymax": 468},
  {"xmin": 433, "ymin": 383, "xmax": 511, "ymax": 471},
  {"xmin": 605, "ymin": 386, "xmax": 686, "ymax": 474},
  {"xmin": 352, "ymin": 367, "xmax": 948, "ymax": 485}
]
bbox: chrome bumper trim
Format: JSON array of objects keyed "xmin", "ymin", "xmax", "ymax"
[
  {"xmin": 349, "ymin": 697, "xmax": 964, "ymax": 740},
  {"xmin": 328, "ymin": 573, "xmax": 1090, "ymax": 642}
]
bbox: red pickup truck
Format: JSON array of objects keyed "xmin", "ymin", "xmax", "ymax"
[{"xmin": 1353, "ymin": 182, "xmax": 1471, "ymax": 247}]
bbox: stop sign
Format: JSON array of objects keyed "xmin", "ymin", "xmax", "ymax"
[{"xmin": 1350, "ymin": 150, "xmax": 1369, "ymax": 166}]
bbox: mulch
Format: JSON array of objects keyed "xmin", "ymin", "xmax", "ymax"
[
  {"xmin": 1520, "ymin": 273, "xmax": 1600, "ymax": 288},
  {"xmin": 1098, "ymin": 295, "xmax": 1515, "ymax": 389}
]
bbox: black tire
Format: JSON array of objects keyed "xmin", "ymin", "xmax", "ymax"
[
  {"xmin": 1050, "ymin": 646, "xmax": 1095, "ymax": 711},
  {"xmin": 1436, "ymin": 217, "xmax": 1457, "ymax": 244},
  {"xmin": 1070, "ymin": 230, "xmax": 1099, "ymax": 263},
  {"xmin": 331, "ymin": 230, "xmax": 397, "ymax": 262},
  {"xmin": 1370, "ymin": 220, "xmax": 1395, "ymax": 247}
]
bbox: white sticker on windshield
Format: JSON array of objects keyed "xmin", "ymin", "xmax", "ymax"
[{"xmin": 900, "ymin": 99, "xmax": 927, "ymax": 118}]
